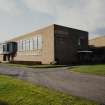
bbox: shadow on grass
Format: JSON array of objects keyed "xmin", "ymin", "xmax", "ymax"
[{"xmin": 0, "ymin": 100, "xmax": 9, "ymax": 105}]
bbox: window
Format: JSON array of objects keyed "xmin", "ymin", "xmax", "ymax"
[
  {"xmin": 26, "ymin": 40, "xmax": 30, "ymax": 51},
  {"xmin": 17, "ymin": 35, "xmax": 43, "ymax": 52},
  {"xmin": 78, "ymin": 38, "xmax": 81, "ymax": 46},
  {"xmin": 3, "ymin": 44, "xmax": 7, "ymax": 52},
  {"xmin": 33, "ymin": 36, "xmax": 38, "ymax": 50},
  {"xmin": 33, "ymin": 35, "xmax": 43, "ymax": 50},
  {"xmin": 78, "ymin": 37, "xmax": 85, "ymax": 47},
  {"xmin": 18, "ymin": 40, "xmax": 23, "ymax": 51},
  {"xmin": 18, "ymin": 41, "xmax": 20, "ymax": 51},
  {"xmin": 30, "ymin": 39, "xmax": 34, "ymax": 50},
  {"xmin": 23, "ymin": 40, "xmax": 26, "ymax": 51},
  {"xmin": 21, "ymin": 41, "xmax": 23, "ymax": 51},
  {"xmin": 37, "ymin": 35, "xmax": 42, "ymax": 49}
]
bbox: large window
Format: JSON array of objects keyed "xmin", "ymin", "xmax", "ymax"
[
  {"xmin": 33, "ymin": 35, "xmax": 42, "ymax": 50},
  {"xmin": 17, "ymin": 35, "xmax": 43, "ymax": 52}
]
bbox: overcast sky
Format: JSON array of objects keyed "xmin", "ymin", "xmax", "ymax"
[{"xmin": 0, "ymin": 0, "xmax": 105, "ymax": 42}]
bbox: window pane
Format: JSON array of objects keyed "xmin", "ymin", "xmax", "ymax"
[
  {"xmin": 33, "ymin": 36, "xmax": 37, "ymax": 50},
  {"xmin": 17, "ymin": 41, "xmax": 19, "ymax": 51},
  {"xmin": 3, "ymin": 44, "xmax": 7, "ymax": 52},
  {"xmin": 30, "ymin": 39, "xmax": 33, "ymax": 50},
  {"xmin": 18, "ymin": 40, "xmax": 23, "ymax": 51},
  {"xmin": 23, "ymin": 40, "xmax": 26, "ymax": 51},
  {"xmin": 26, "ymin": 40, "xmax": 30, "ymax": 51},
  {"xmin": 18, "ymin": 41, "xmax": 20, "ymax": 51},
  {"xmin": 21, "ymin": 41, "xmax": 23, "ymax": 51},
  {"xmin": 38, "ymin": 35, "xmax": 42, "ymax": 49}
]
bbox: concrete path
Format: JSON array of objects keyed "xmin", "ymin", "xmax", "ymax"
[{"xmin": 0, "ymin": 65, "xmax": 105, "ymax": 103}]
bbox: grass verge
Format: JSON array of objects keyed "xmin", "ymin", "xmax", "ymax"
[
  {"xmin": 70, "ymin": 64, "xmax": 105, "ymax": 76},
  {"xmin": 0, "ymin": 63, "xmax": 66, "ymax": 68},
  {"xmin": 0, "ymin": 75, "xmax": 98, "ymax": 105}
]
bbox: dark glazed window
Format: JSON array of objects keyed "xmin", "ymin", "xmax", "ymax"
[{"xmin": 78, "ymin": 37, "xmax": 85, "ymax": 46}]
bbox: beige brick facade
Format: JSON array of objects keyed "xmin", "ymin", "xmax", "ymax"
[
  {"xmin": 9, "ymin": 25, "xmax": 55, "ymax": 64},
  {"xmin": 0, "ymin": 55, "xmax": 3, "ymax": 62}
]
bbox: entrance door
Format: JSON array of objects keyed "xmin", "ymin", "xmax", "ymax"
[{"xmin": 3, "ymin": 55, "xmax": 7, "ymax": 61}]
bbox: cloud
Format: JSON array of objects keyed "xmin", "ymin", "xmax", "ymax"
[
  {"xmin": 22, "ymin": 0, "xmax": 56, "ymax": 15},
  {"xmin": 0, "ymin": 0, "xmax": 23, "ymax": 15},
  {"xmin": 56, "ymin": 0, "xmax": 105, "ymax": 32},
  {"xmin": 21, "ymin": 0, "xmax": 105, "ymax": 37},
  {"xmin": 0, "ymin": 0, "xmax": 105, "ymax": 41}
]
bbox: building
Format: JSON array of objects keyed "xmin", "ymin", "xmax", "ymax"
[
  {"xmin": 89, "ymin": 35, "xmax": 105, "ymax": 47},
  {"xmin": 89, "ymin": 36, "xmax": 105, "ymax": 63},
  {"xmin": 0, "ymin": 24, "xmax": 88, "ymax": 64}
]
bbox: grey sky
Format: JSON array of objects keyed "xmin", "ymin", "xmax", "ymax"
[{"xmin": 0, "ymin": 0, "xmax": 105, "ymax": 42}]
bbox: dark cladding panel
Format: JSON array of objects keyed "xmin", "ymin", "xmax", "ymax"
[{"xmin": 54, "ymin": 24, "xmax": 88, "ymax": 64}]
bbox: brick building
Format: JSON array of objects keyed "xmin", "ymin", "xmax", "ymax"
[
  {"xmin": 0, "ymin": 24, "xmax": 88, "ymax": 64},
  {"xmin": 89, "ymin": 36, "xmax": 105, "ymax": 63}
]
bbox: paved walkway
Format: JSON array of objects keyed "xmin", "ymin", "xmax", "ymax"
[{"xmin": 0, "ymin": 65, "xmax": 105, "ymax": 103}]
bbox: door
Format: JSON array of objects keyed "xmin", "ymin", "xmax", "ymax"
[{"xmin": 3, "ymin": 55, "xmax": 7, "ymax": 61}]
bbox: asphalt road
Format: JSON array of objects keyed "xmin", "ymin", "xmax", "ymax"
[{"xmin": 0, "ymin": 65, "xmax": 105, "ymax": 104}]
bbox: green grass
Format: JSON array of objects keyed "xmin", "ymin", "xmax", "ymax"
[
  {"xmin": 0, "ymin": 75, "xmax": 98, "ymax": 105},
  {"xmin": 0, "ymin": 63, "xmax": 66, "ymax": 68},
  {"xmin": 70, "ymin": 64, "xmax": 105, "ymax": 76}
]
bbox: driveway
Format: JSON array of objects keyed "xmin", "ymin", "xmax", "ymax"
[{"xmin": 0, "ymin": 65, "xmax": 105, "ymax": 103}]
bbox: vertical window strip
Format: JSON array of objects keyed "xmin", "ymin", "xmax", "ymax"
[
  {"xmin": 37, "ymin": 35, "xmax": 42, "ymax": 49},
  {"xmin": 32, "ymin": 39, "xmax": 34, "ymax": 50},
  {"xmin": 33, "ymin": 36, "xmax": 37, "ymax": 50},
  {"xmin": 17, "ymin": 35, "xmax": 42, "ymax": 53},
  {"xmin": 17, "ymin": 41, "xmax": 19, "ymax": 51},
  {"xmin": 21, "ymin": 40, "xmax": 23, "ymax": 51},
  {"xmin": 28, "ymin": 40, "xmax": 31, "ymax": 51},
  {"xmin": 37, "ymin": 35, "xmax": 38, "ymax": 50},
  {"xmin": 25, "ymin": 40, "xmax": 26, "ymax": 51},
  {"xmin": 23, "ymin": 40, "xmax": 25, "ymax": 51},
  {"xmin": 30, "ymin": 39, "xmax": 33, "ymax": 51},
  {"xmin": 22, "ymin": 40, "xmax": 23, "ymax": 51}
]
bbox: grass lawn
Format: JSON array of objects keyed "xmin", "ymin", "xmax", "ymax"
[
  {"xmin": 70, "ymin": 64, "xmax": 105, "ymax": 76},
  {"xmin": 0, "ymin": 75, "xmax": 98, "ymax": 105}
]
